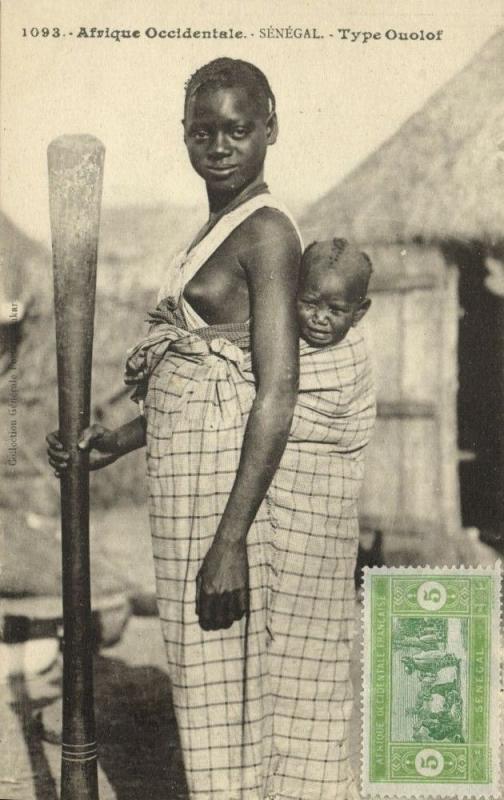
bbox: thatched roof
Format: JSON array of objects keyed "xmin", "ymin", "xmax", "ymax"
[
  {"xmin": 301, "ymin": 30, "xmax": 504, "ymax": 245},
  {"xmin": 98, "ymin": 203, "xmax": 201, "ymax": 295},
  {"xmin": 0, "ymin": 202, "xmax": 201, "ymax": 304},
  {"xmin": 0, "ymin": 212, "xmax": 51, "ymax": 319}
]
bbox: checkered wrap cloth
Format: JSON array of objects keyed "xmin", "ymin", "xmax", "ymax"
[{"xmin": 126, "ymin": 302, "xmax": 376, "ymax": 800}]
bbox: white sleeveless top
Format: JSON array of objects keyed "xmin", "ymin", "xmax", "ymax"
[{"xmin": 157, "ymin": 194, "xmax": 303, "ymax": 329}]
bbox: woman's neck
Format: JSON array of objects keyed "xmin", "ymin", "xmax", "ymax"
[
  {"xmin": 207, "ymin": 173, "xmax": 267, "ymax": 218},
  {"xmin": 185, "ymin": 176, "xmax": 269, "ymax": 255}
]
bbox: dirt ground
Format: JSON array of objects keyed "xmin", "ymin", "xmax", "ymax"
[
  {"xmin": 0, "ymin": 610, "xmax": 362, "ymax": 800},
  {"xmin": 1, "ymin": 500, "xmax": 362, "ymax": 800},
  {"xmin": 2, "ymin": 504, "xmax": 500, "ymax": 800}
]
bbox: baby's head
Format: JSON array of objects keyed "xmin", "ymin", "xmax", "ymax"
[{"xmin": 297, "ymin": 238, "xmax": 372, "ymax": 348}]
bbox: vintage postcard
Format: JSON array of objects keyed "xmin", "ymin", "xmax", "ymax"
[
  {"xmin": 363, "ymin": 566, "xmax": 501, "ymax": 798},
  {"xmin": 1, "ymin": 1, "xmax": 503, "ymax": 799}
]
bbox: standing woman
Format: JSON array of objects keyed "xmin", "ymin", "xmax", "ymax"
[{"xmin": 48, "ymin": 59, "xmax": 361, "ymax": 799}]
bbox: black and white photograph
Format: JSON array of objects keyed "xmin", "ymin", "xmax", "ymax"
[{"xmin": 1, "ymin": 1, "xmax": 503, "ymax": 798}]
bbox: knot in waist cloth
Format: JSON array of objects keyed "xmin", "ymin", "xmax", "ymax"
[
  {"xmin": 125, "ymin": 301, "xmax": 375, "ymax": 453},
  {"xmin": 125, "ymin": 322, "xmax": 255, "ymax": 438}
]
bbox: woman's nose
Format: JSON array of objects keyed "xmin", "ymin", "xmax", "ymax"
[{"xmin": 209, "ymin": 131, "xmax": 231, "ymax": 157}]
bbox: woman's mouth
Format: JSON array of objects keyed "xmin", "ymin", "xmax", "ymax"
[{"xmin": 205, "ymin": 165, "xmax": 238, "ymax": 178}]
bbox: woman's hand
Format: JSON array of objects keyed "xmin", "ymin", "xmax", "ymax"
[
  {"xmin": 196, "ymin": 537, "xmax": 249, "ymax": 631},
  {"xmin": 46, "ymin": 424, "xmax": 120, "ymax": 477}
]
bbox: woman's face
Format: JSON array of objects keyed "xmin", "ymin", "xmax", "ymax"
[{"xmin": 183, "ymin": 85, "xmax": 277, "ymax": 195}]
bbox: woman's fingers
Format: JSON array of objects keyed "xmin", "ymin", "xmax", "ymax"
[
  {"xmin": 228, "ymin": 590, "xmax": 241, "ymax": 622},
  {"xmin": 46, "ymin": 431, "xmax": 68, "ymax": 461},
  {"xmin": 47, "ymin": 424, "xmax": 114, "ymax": 478},
  {"xmin": 228, "ymin": 589, "xmax": 248, "ymax": 623},
  {"xmin": 204, "ymin": 592, "xmax": 230, "ymax": 631},
  {"xmin": 198, "ymin": 589, "xmax": 218, "ymax": 631},
  {"xmin": 197, "ymin": 587, "xmax": 249, "ymax": 631},
  {"xmin": 78, "ymin": 424, "xmax": 105, "ymax": 451},
  {"xmin": 46, "ymin": 430, "xmax": 69, "ymax": 475},
  {"xmin": 198, "ymin": 588, "xmax": 223, "ymax": 630},
  {"xmin": 47, "ymin": 450, "xmax": 69, "ymax": 464},
  {"xmin": 47, "ymin": 425, "xmax": 105, "ymax": 454},
  {"xmin": 47, "ymin": 446, "xmax": 68, "ymax": 457},
  {"xmin": 46, "ymin": 431, "xmax": 62, "ymax": 449}
]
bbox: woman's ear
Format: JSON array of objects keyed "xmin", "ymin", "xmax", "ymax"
[
  {"xmin": 181, "ymin": 119, "xmax": 188, "ymax": 145},
  {"xmin": 266, "ymin": 112, "xmax": 278, "ymax": 145},
  {"xmin": 352, "ymin": 297, "xmax": 371, "ymax": 326}
]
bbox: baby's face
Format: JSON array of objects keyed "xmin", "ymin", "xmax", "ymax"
[{"xmin": 297, "ymin": 262, "xmax": 365, "ymax": 348}]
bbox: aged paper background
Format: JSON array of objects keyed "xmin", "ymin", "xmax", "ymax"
[
  {"xmin": 3, "ymin": 0, "xmax": 503, "ymax": 239},
  {"xmin": 1, "ymin": 0, "xmax": 503, "ymax": 798}
]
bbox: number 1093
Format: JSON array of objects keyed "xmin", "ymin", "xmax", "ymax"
[{"xmin": 22, "ymin": 28, "xmax": 61, "ymax": 38}]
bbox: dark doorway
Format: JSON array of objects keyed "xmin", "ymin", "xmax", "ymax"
[{"xmin": 444, "ymin": 241, "xmax": 504, "ymax": 547}]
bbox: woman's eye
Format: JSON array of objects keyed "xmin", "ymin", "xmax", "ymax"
[
  {"xmin": 232, "ymin": 128, "xmax": 248, "ymax": 139},
  {"xmin": 193, "ymin": 130, "xmax": 209, "ymax": 141}
]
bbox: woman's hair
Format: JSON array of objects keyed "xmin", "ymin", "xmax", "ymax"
[{"xmin": 184, "ymin": 58, "xmax": 276, "ymax": 118}]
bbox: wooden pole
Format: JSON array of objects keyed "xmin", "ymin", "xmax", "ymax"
[{"xmin": 48, "ymin": 134, "xmax": 105, "ymax": 800}]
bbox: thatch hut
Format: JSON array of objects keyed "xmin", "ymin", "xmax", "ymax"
[
  {"xmin": 1, "ymin": 204, "xmax": 200, "ymax": 518},
  {"xmin": 301, "ymin": 30, "xmax": 504, "ymax": 563}
]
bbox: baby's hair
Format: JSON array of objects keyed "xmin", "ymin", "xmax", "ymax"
[
  {"xmin": 184, "ymin": 58, "xmax": 276, "ymax": 118},
  {"xmin": 302, "ymin": 238, "xmax": 373, "ymax": 301}
]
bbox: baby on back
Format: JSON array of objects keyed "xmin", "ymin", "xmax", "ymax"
[
  {"xmin": 124, "ymin": 237, "xmax": 373, "ymax": 405},
  {"xmin": 297, "ymin": 237, "xmax": 372, "ymax": 348}
]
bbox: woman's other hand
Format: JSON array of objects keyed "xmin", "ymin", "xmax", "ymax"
[
  {"xmin": 46, "ymin": 424, "xmax": 120, "ymax": 477},
  {"xmin": 196, "ymin": 538, "xmax": 249, "ymax": 631}
]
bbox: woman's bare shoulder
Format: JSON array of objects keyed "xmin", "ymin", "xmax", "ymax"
[{"xmin": 233, "ymin": 205, "xmax": 301, "ymax": 254}]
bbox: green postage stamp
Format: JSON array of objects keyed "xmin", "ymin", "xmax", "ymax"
[{"xmin": 362, "ymin": 566, "xmax": 501, "ymax": 798}]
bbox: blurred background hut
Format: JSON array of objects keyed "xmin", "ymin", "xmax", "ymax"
[
  {"xmin": 0, "ymin": 204, "xmax": 200, "ymax": 618},
  {"xmin": 1, "ymin": 204, "xmax": 200, "ymax": 517},
  {"xmin": 301, "ymin": 29, "xmax": 504, "ymax": 564}
]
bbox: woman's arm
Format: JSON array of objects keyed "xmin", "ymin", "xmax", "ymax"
[
  {"xmin": 197, "ymin": 210, "xmax": 301, "ymax": 630},
  {"xmin": 81, "ymin": 416, "xmax": 147, "ymax": 461},
  {"xmin": 218, "ymin": 210, "xmax": 301, "ymax": 539},
  {"xmin": 47, "ymin": 416, "xmax": 146, "ymax": 476}
]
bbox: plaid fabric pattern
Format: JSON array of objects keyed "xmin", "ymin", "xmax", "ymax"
[{"xmin": 126, "ymin": 312, "xmax": 375, "ymax": 800}]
